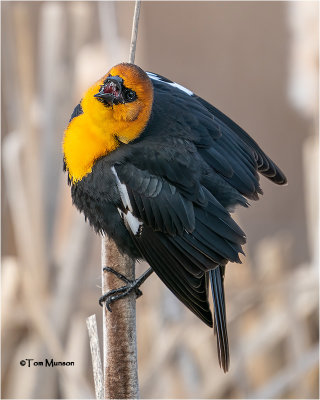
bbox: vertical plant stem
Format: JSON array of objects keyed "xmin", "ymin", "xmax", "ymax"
[
  {"xmin": 86, "ymin": 315, "xmax": 104, "ymax": 399},
  {"xmin": 101, "ymin": 4, "xmax": 142, "ymax": 398},
  {"xmin": 129, "ymin": 0, "xmax": 141, "ymax": 64},
  {"xmin": 102, "ymin": 238, "xmax": 139, "ymax": 398}
]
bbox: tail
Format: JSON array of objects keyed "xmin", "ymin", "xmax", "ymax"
[{"xmin": 209, "ymin": 266, "xmax": 230, "ymax": 372}]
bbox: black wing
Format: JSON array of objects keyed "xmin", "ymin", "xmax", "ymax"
[
  {"xmin": 193, "ymin": 96, "xmax": 287, "ymax": 185},
  {"xmin": 146, "ymin": 72, "xmax": 287, "ymax": 201},
  {"xmin": 111, "ymin": 148, "xmax": 245, "ymax": 373},
  {"xmin": 111, "ymin": 75, "xmax": 286, "ymax": 371}
]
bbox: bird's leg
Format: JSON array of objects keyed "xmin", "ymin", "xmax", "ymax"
[{"xmin": 99, "ymin": 267, "xmax": 154, "ymax": 311}]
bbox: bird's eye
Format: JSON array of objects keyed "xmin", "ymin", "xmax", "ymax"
[{"xmin": 124, "ymin": 89, "xmax": 137, "ymax": 102}]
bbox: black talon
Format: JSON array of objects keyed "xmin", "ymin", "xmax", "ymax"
[
  {"xmin": 99, "ymin": 266, "xmax": 154, "ymax": 310},
  {"xmin": 102, "ymin": 266, "xmax": 131, "ymax": 284}
]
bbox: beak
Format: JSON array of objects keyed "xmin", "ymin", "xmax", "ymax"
[
  {"xmin": 94, "ymin": 91, "xmax": 115, "ymax": 106},
  {"xmin": 94, "ymin": 75, "xmax": 124, "ymax": 106}
]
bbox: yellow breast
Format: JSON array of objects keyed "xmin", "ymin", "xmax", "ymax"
[{"xmin": 63, "ymin": 114, "xmax": 118, "ymax": 183}]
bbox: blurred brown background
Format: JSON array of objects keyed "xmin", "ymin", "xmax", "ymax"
[{"xmin": 1, "ymin": 1, "xmax": 319, "ymax": 399}]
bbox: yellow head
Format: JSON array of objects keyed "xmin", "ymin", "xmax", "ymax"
[{"xmin": 63, "ymin": 63, "xmax": 153, "ymax": 183}]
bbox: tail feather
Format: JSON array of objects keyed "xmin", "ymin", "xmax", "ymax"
[{"xmin": 209, "ymin": 266, "xmax": 230, "ymax": 372}]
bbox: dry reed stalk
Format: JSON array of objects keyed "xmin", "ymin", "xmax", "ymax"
[
  {"xmin": 86, "ymin": 1, "xmax": 142, "ymax": 398},
  {"xmin": 101, "ymin": 0, "xmax": 140, "ymax": 399},
  {"xmin": 129, "ymin": 0, "xmax": 141, "ymax": 64},
  {"xmin": 86, "ymin": 315, "xmax": 104, "ymax": 399},
  {"xmin": 101, "ymin": 2, "xmax": 141, "ymax": 398},
  {"xmin": 102, "ymin": 238, "xmax": 139, "ymax": 398}
]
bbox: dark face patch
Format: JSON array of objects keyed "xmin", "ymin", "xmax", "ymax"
[{"xmin": 94, "ymin": 75, "xmax": 137, "ymax": 107}]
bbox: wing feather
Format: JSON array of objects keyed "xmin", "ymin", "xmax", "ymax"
[
  {"xmin": 112, "ymin": 161, "xmax": 245, "ymax": 329},
  {"xmin": 193, "ymin": 95, "xmax": 287, "ymax": 185},
  {"xmin": 109, "ymin": 75, "xmax": 287, "ymax": 373}
]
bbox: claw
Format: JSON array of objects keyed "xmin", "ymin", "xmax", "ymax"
[
  {"xmin": 99, "ymin": 266, "xmax": 154, "ymax": 310},
  {"xmin": 105, "ymin": 299, "xmax": 113, "ymax": 312},
  {"xmin": 103, "ymin": 267, "xmax": 131, "ymax": 284}
]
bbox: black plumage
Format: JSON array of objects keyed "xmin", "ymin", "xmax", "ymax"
[{"xmin": 65, "ymin": 68, "xmax": 286, "ymax": 372}]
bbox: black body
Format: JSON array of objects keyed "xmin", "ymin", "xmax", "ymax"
[{"xmin": 66, "ymin": 73, "xmax": 286, "ymax": 371}]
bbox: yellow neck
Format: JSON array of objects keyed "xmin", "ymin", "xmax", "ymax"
[{"xmin": 63, "ymin": 113, "xmax": 119, "ymax": 183}]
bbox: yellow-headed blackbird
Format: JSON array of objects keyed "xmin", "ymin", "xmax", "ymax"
[{"xmin": 63, "ymin": 63, "xmax": 287, "ymax": 372}]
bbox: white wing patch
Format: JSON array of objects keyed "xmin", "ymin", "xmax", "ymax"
[
  {"xmin": 112, "ymin": 166, "xmax": 143, "ymax": 236},
  {"xmin": 124, "ymin": 211, "xmax": 143, "ymax": 236},
  {"xmin": 116, "ymin": 208, "xmax": 142, "ymax": 236},
  {"xmin": 111, "ymin": 166, "xmax": 133, "ymax": 212},
  {"xmin": 147, "ymin": 72, "xmax": 160, "ymax": 80},
  {"xmin": 170, "ymin": 82, "xmax": 194, "ymax": 95},
  {"xmin": 147, "ymin": 72, "xmax": 193, "ymax": 96}
]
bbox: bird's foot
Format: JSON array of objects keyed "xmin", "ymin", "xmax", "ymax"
[{"xmin": 99, "ymin": 266, "xmax": 153, "ymax": 311}]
